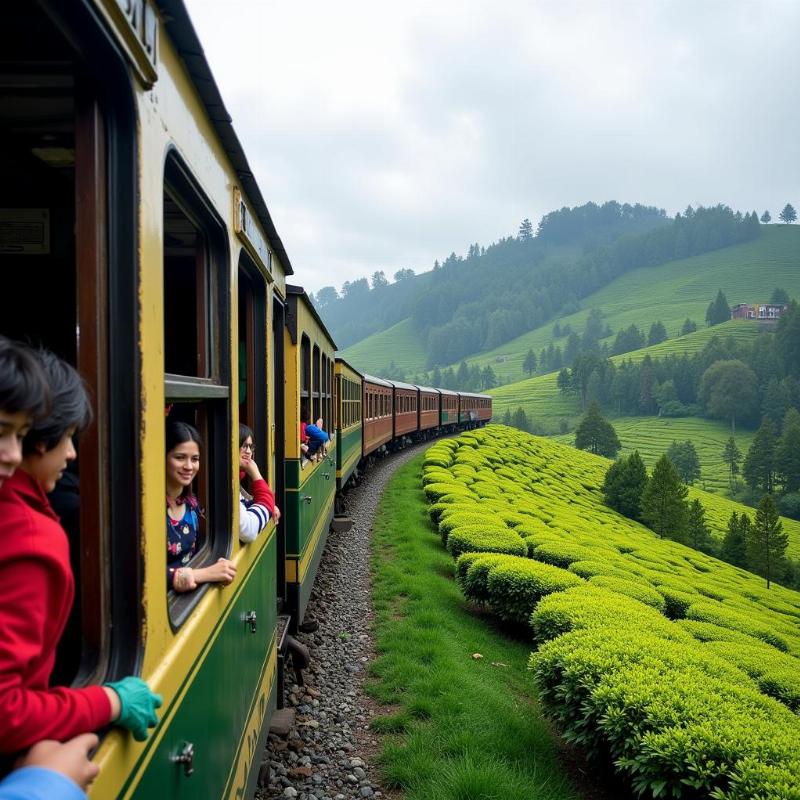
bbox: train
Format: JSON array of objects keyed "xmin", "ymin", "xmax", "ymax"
[{"xmin": 0, "ymin": 2, "xmax": 490, "ymax": 798}]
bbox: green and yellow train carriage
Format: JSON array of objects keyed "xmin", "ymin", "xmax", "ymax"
[
  {"xmin": 334, "ymin": 357, "xmax": 364, "ymax": 498},
  {"xmin": 283, "ymin": 285, "xmax": 338, "ymax": 631},
  {"xmin": 1, "ymin": 1, "xmax": 293, "ymax": 797}
]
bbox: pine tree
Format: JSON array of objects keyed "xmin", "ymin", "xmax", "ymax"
[
  {"xmin": 721, "ymin": 511, "xmax": 748, "ymax": 567},
  {"xmin": 779, "ymin": 203, "xmax": 797, "ymax": 224},
  {"xmin": 602, "ymin": 451, "xmax": 647, "ymax": 519},
  {"xmin": 686, "ymin": 499, "xmax": 712, "ymax": 552},
  {"xmin": 743, "ymin": 417, "xmax": 777, "ymax": 493},
  {"xmin": 518, "ymin": 218, "xmax": 533, "ymax": 240},
  {"xmin": 523, "ymin": 348, "xmax": 537, "ymax": 377},
  {"xmin": 680, "ymin": 318, "xmax": 697, "ymax": 335},
  {"xmin": 574, "ymin": 401, "xmax": 621, "ymax": 458},
  {"xmin": 705, "ymin": 290, "xmax": 731, "ymax": 327},
  {"xmin": 511, "ymin": 406, "xmax": 530, "ymax": 432},
  {"xmin": 647, "ymin": 320, "xmax": 668, "ymax": 346},
  {"xmin": 761, "ymin": 210, "xmax": 771, "ymax": 224},
  {"xmin": 776, "ymin": 408, "xmax": 800, "ymax": 492},
  {"xmin": 721, "ymin": 436, "xmax": 742, "ymax": 489},
  {"xmin": 640, "ymin": 455, "xmax": 688, "ymax": 541},
  {"xmin": 747, "ymin": 495, "xmax": 788, "ymax": 588}
]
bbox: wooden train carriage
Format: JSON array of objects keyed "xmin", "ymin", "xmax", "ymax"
[
  {"xmin": 334, "ymin": 357, "xmax": 363, "ymax": 492},
  {"xmin": 390, "ymin": 380, "xmax": 419, "ymax": 438},
  {"xmin": 362, "ymin": 375, "xmax": 394, "ymax": 457},
  {"xmin": 284, "ymin": 285, "xmax": 337, "ymax": 631},
  {"xmin": 458, "ymin": 392, "xmax": 493, "ymax": 425},
  {"xmin": 0, "ymin": 2, "xmax": 290, "ymax": 797},
  {"xmin": 439, "ymin": 388, "xmax": 459, "ymax": 427},
  {"xmin": 417, "ymin": 385, "xmax": 440, "ymax": 433}
]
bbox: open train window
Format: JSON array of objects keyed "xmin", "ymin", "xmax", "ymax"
[
  {"xmin": 163, "ymin": 152, "xmax": 230, "ymax": 627},
  {"xmin": 238, "ymin": 254, "xmax": 268, "ymax": 475},
  {"xmin": 0, "ymin": 3, "xmax": 138, "ymax": 687},
  {"xmin": 312, "ymin": 344, "xmax": 321, "ymax": 422},
  {"xmin": 300, "ymin": 335, "xmax": 310, "ymax": 427}
]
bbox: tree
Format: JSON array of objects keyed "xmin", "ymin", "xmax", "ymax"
[
  {"xmin": 743, "ymin": 417, "xmax": 777, "ymax": 493},
  {"xmin": 666, "ymin": 440, "xmax": 701, "ymax": 484},
  {"xmin": 640, "ymin": 455, "xmax": 688, "ymax": 541},
  {"xmin": 370, "ymin": 270, "xmax": 388, "ymax": 289},
  {"xmin": 511, "ymin": 406, "xmax": 530, "ymax": 432},
  {"xmin": 680, "ymin": 318, "xmax": 697, "ymax": 336},
  {"xmin": 776, "ymin": 408, "xmax": 800, "ymax": 492},
  {"xmin": 686, "ymin": 499, "xmax": 713, "ymax": 552},
  {"xmin": 779, "ymin": 203, "xmax": 797, "ymax": 224},
  {"xmin": 602, "ymin": 451, "xmax": 647, "ymax": 518},
  {"xmin": 481, "ymin": 365, "xmax": 497, "ymax": 390},
  {"xmin": 518, "ymin": 218, "xmax": 533, "ymax": 241},
  {"xmin": 770, "ymin": 287, "xmax": 790, "ymax": 304},
  {"xmin": 761, "ymin": 210, "xmax": 771, "ymax": 224},
  {"xmin": 647, "ymin": 320, "xmax": 668, "ymax": 346},
  {"xmin": 456, "ymin": 361, "xmax": 470, "ymax": 388},
  {"xmin": 747, "ymin": 495, "xmax": 788, "ymax": 588},
  {"xmin": 721, "ymin": 511, "xmax": 748, "ymax": 568},
  {"xmin": 705, "ymin": 290, "xmax": 731, "ymax": 327},
  {"xmin": 315, "ymin": 285, "xmax": 339, "ymax": 309},
  {"xmin": 574, "ymin": 401, "xmax": 621, "ymax": 458},
  {"xmin": 393, "ymin": 268, "xmax": 415, "ymax": 282},
  {"xmin": 523, "ymin": 348, "xmax": 538, "ymax": 377},
  {"xmin": 699, "ymin": 359, "xmax": 758, "ymax": 433},
  {"xmin": 556, "ymin": 367, "xmax": 572, "ymax": 395},
  {"xmin": 721, "ymin": 436, "xmax": 742, "ymax": 489}
]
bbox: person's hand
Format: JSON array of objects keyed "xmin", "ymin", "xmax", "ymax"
[
  {"xmin": 201, "ymin": 557, "xmax": 237, "ymax": 585},
  {"xmin": 243, "ymin": 459, "xmax": 263, "ymax": 481},
  {"xmin": 104, "ymin": 677, "xmax": 163, "ymax": 741},
  {"xmin": 19, "ymin": 734, "xmax": 100, "ymax": 791},
  {"xmin": 173, "ymin": 567, "xmax": 197, "ymax": 592},
  {"xmin": 272, "ymin": 505, "xmax": 281, "ymax": 525}
]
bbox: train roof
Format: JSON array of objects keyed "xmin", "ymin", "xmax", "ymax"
[
  {"xmin": 362, "ymin": 374, "xmax": 394, "ymax": 388},
  {"xmin": 286, "ymin": 284, "xmax": 337, "ymax": 348},
  {"xmin": 334, "ymin": 356, "xmax": 362, "ymax": 376},
  {"xmin": 458, "ymin": 392, "xmax": 492, "ymax": 400},
  {"xmin": 438, "ymin": 388, "xmax": 459, "ymax": 397},
  {"xmin": 388, "ymin": 380, "xmax": 419, "ymax": 391},
  {"xmin": 157, "ymin": 0, "xmax": 293, "ymax": 275},
  {"xmin": 414, "ymin": 384, "xmax": 439, "ymax": 394}
]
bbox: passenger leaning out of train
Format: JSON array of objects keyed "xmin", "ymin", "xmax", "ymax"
[
  {"xmin": 300, "ymin": 404, "xmax": 331, "ymax": 466},
  {"xmin": 166, "ymin": 420, "xmax": 237, "ymax": 592},
  {"xmin": 0, "ymin": 341, "xmax": 162, "ymax": 756},
  {"xmin": 238, "ymin": 423, "xmax": 280, "ymax": 543}
]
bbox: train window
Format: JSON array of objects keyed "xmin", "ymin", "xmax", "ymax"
[
  {"xmin": 0, "ymin": 4, "xmax": 140, "ymax": 686},
  {"xmin": 312, "ymin": 344, "xmax": 321, "ymax": 422},
  {"xmin": 162, "ymin": 153, "xmax": 231, "ymax": 625},
  {"xmin": 238, "ymin": 254, "xmax": 268, "ymax": 475},
  {"xmin": 301, "ymin": 336, "xmax": 311, "ymax": 405}
]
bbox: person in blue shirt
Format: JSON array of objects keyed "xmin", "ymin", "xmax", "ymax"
[{"xmin": 0, "ymin": 733, "xmax": 98, "ymax": 800}]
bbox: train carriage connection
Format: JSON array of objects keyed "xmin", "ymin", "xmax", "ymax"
[{"xmin": 334, "ymin": 358, "xmax": 363, "ymax": 494}]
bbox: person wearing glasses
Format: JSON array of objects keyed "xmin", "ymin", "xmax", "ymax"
[{"xmin": 238, "ymin": 424, "xmax": 280, "ymax": 543}]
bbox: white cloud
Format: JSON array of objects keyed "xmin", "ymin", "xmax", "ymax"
[{"xmin": 184, "ymin": 0, "xmax": 800, "ymax": 292}]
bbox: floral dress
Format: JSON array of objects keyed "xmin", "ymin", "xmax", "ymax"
[{"xmin": 167, "ymin": 497, "xmax": 200, "ymax": 590}]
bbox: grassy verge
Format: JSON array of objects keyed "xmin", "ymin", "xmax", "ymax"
[{"xmin": 367, "ymin": 453, "xmax": 579, "ymax": 800}]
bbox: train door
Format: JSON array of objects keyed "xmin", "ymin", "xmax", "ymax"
[
  {"xmin": 0, "ymin": 2, "xmax": 138, "ymax": 688},
  {"xmin": 272, "ymin": 295, "xmax": 286, "ymax": 604}
]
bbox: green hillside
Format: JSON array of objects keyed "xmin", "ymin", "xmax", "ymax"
[
  {"xmin": 457, "ymin": 225, "xmax": 800, "ymax": 381},
  {"xmin": 340, "ymin": 317, "xmax": 426, "ymax": 376}
]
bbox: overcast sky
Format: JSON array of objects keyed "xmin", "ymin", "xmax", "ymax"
[{"xmin": 184, "ymin": 0, "xmax": 800, "ymax": 294}]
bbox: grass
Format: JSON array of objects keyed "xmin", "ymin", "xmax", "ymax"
[
  {"xmin": 555, "ymin": 415, "xmax": 756, "ymax": 495},
  {"xmin": 369, "ymin": 453, "xmax": 580, "ymax": 800},
  {"xmin": 342, "ymin": 317, "xmax": 429, "ymax": 376}
]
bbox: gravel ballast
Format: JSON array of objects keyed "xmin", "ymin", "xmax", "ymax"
[{"xmin": 257, "ymin": 443, "xmax": 428, "ymax": 800}]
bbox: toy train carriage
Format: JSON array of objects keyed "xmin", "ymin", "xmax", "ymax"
[
  {"xmin": 0, "ymin": 1, "xmax": 291, "ymax": 797},
  {"xmin": 362, "ymin": 374, "xmax": 394, "ymax": 457},
  {"xmin": 417, "ymin": 385, "xmax": 440, "ymax": 436},
  {"xmin": 284, "ymin": 286, "xmax": 337, "ymax": 630},
  {"xmin": 457, "ymin": 392, "xmax": 493, "ymax": 427},
  {"xmin": 390, "ymin": 379, "xmax": 420, "ymax": 441},
  {"xmin": 334, "ymin": 357, "xmax": 363, "ymax": 492}
]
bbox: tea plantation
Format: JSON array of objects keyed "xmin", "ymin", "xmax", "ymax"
[{"xmin": 423, "ymin": 425, "xmax": 800, "ymax": 799}]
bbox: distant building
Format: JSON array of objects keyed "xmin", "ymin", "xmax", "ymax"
[{"xmin": 731, "ymin": 303, "xmax": 787, "ymax": 321}]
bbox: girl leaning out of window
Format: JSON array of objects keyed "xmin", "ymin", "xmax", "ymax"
[
  {"xmin": 166, "ymin": 421, "xmax": 236, "ymax": 592},
  {"xmin": 238, "ymin": 424, "xmax": 280, "ymax": 543}
]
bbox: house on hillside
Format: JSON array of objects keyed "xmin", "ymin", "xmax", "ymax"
[{"xmin": 730, "ymin": 303, "xmax": 787, "ymax": 321}]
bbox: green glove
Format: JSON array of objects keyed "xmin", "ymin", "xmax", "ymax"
[{"xmin": 105, "ymin": 677, "xmax": 163, "ymax": 741}]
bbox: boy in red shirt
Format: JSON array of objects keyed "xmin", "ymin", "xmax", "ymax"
[{"xmin": 0, "ymin": 342, "xmax": 161, "ymax": 755}]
